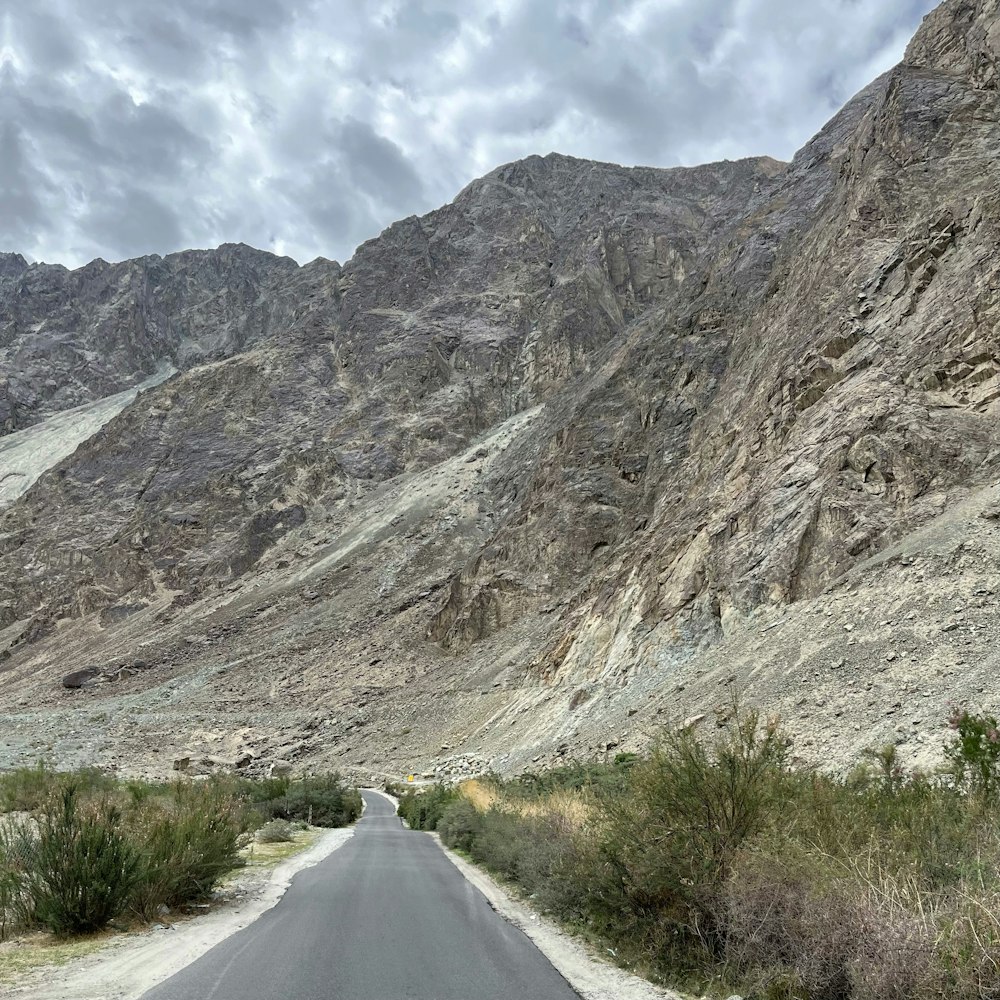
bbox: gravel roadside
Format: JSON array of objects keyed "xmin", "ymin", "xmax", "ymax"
[
  {"xmin": 4, "ymin": 825, "xmax": 354, "ymax": 1000},
  {"xmin": 431, "ymin": 832, "xmax": 685, "ymax": 1000}
]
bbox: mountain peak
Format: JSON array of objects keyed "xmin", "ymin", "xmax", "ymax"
[
  {"xmin": 3, "ymin": 1, "xmax": 1000, "ymax": 789},
  {"xmin": 0, "ymin": 252, "xmax": 29, "ymax": 279}
]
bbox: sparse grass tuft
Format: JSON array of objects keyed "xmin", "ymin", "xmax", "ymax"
[{"xmin": 0, "ymin": 931, "xmax": 113, "ymax": 986}]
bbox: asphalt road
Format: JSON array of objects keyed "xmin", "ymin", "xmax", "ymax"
[{"xmin": 141, "ymin": 790, "xmax": 580, "ymax": 1000}]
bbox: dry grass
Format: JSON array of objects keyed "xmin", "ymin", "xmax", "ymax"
[
  {"xmin": 459, "ymin": 780, "xmax": 591, "ymax": 830},
  {"xmin": 722, "ymin": 844, "xmax": 946, "ymax": 1000},
  {"xmin": 458, "ymin": 779, "xmax": 498, "ymax": 812},
  {"xmin": 233, "ymin": 827, "xmax": 322, "ymax": 873},
  {"xmin": 507, "ymin": 789, "xmax": 591, "ymax": 830},
  {"xmin": 0, "ymin": 931, "xmax": 113, "ymax": 986}
]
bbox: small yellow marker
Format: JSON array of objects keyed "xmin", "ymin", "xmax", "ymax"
[{"xmin": 406, "ymin": 774, "xmax": 415, "ymax": 782}]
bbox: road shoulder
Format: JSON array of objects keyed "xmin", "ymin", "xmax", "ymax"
[
  {"xmin": 431, "ymin": 833, "xmax": 684, "ymax": 1000},
  {"xmin": 5, "ymin": 825, "xmax": 354, "ymax": 1000}
]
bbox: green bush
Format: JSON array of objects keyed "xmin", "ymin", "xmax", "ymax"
[
  {"xmin": 0, "ymin": 766, "xmax": 363, "ymax": 938},
  {"xmin": 0, "ymin": 837, "xmax": 26, "ymax": 941},
  {"xmin": 0, "ymin": 764, "xmax": 115, "ymax": 813},
  {"xmin": 397, "ymin": 784, "xmax": 459, "ymax": 831},
  {"xmin": 227, "ymin": 775, "xmax": 292, "ymax": 807},
  {"xmin": 282, "ymin": 775, "xmax": 361, "ymax": 827},
  {"xmin": 14, "ymin": 788, "xmax": 142, "ymax": 935},
  {"xmin": 126, "ymin": 783, "xmax": 251, "ymax": 919},
  {"xmin": 592, "ymin": 707, "xmax": 792, "ymax": 969},
  {"xmin": 467, "ymin": 808, "xmax": 523, "ymax": 878},
  {"xmin": 245, "ymin": 773, "xmax": 361, "ymax": 828},
  {"xmin": 470, "ymin": 810, "xmax": 581, "ymax": 910},
  {"xmin": 256, "ymin": 819, "xmax": 296, "ymax": 843},
  {"xmin": 437, "ymin": 799, "xmax": 482, "ymax": 852},
  {"xmin": 397, "ymin": 706, "xmax": 1000, "ymax": 998},
  {"xmin": 946, "ymin": 706, "xmax": 1000, "ymax": 795},
  {"xmin": 0, "ymin": 763, "xmax": 54, "ymax": 813},
  {"xmin": 510, "ymin": 758, "xmax": 635, "ymax": 799}
]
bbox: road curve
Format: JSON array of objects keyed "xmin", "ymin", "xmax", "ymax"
[{"xmin": 141, "ymin": 789, "xmax": 580, "ymax": 1000}]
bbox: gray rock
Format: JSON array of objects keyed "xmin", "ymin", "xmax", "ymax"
[
  {"xmin": 61, "ymin": 668, "xmax": 100, "ymax": 689},
  {"xmin": 2, "ymin": 0, "xmax": 1000, "ymax": 780}
]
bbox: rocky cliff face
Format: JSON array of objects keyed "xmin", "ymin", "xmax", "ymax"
[
  {"xmin": 0, "ymin": 0, "xmax": 998, "ymax": 781},
  {"xmin": 0, "ymin": 244, "xmax": 309, "ymax": 434}
]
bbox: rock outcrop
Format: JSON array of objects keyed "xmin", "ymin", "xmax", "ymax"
[
  {"xmin": 0, "ymin": 244, "xmax": 303, "ymax": 434},
  {"xmin": 0, "ymin": 0, "xmax": 999, "ymax": 781}
]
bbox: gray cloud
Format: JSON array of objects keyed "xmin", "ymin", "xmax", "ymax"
[
  {"xmin": 0, "ymin": 121, "xmax": 48, "ymax": 243},
  {"xmin": 0, "ymin": 0, "xmax": 938, "ymax": 268}
]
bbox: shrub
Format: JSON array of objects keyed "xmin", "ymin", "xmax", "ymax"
[
  {"xmin": 228, "ymin": 775, "xmax": 291, "ymax": 807},
  {"xmin": 397, "ymin": 784, "xmax": 459, "ymax": 831},
  {"xmin": 0, "ymin": 831, "xmax": 27, "ymax": 941},
  {"xmin": 469, "ymin": 808, "xmax": 582, "ymax": 912},
  {"xmin": 466, "ymin": 808, "xmax": 523, "ymax": 878},
  {"xmin": 0, "ymin": 764, "xmax": 115, "ymax": 813},
  {"xmin": 123, "ymin": 778, "xmax": 162, "ymax": 806},
  {"xmin": 721, "ymin": 844, "xmax": 865, "ymax": 1000},
  {"xmin": 256, "ymin": 819, "xmax": 296, "ymax": 843},
  {"xmin": 250, "ymin": 773, "xmax": 361, "ymax": 828},
  {"xmin": 0, "ymin": 874, "xmax": 18, "ymax": 940},
  {"xmin": 945, "ymin": 706, "xmax": 1000, "ymax": 796},
  {"xmin": 595, "ymin": 707, "xmax": 792, "ymax": 969},
  {"xmin": 390, "ymin": 706, "xmax": 1000, "ymax": 998},
  {"xmin": 283, "ymin": 775, "xmax": 361, "ymax": 827},
  {"xmin": 510, "ymin": 758, "xmax": 633, "ymax": 799},
  {"xmin": 437, "ymin": 799, "xmax": 482, "ymax": 852},
  {"xmin": 126, "ymin": 783, "xmax": 251, "ymax": 919},
  {"xmin": 15, "ymin": 788, "xmax": 142, "ymax": 935},
  {"xmin": 0, "ymin": 766, "xmax": 354, "ymax": 937},
  {"xmin": 0, "ymin": 763, "xmax": 54, "ymax": 813}
]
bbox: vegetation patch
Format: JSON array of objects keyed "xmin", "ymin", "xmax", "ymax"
[
  {"xmin": 0, "ymin": 767, "xmax": 361, "ymax": 942},
  {"xmin": 255, "ymin": 818, "xmax": 299, "ymax": 844},
  {"xmin": 242, "ymin": 826, "xmax": 323, "ymax": 870},
  {"xmin": 229, "ymin": 773, "xmax": 363, "ymax": 828},
  {"xmin": 0, "ymin": 931, "xmax": 112, "ymax": 987},
  {"xmin": 396, "ymin": 706, "xmax": 1000, "ymax": 1000}
]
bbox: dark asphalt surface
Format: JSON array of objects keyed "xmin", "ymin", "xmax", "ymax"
[{"xmin": 141, "ymin": 790, "xmax": 580, "ymax": 1000}]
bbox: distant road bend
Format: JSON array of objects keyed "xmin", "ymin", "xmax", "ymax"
[{"xmin": 142, "ymin": 789, "xmax": 580, "ymax": 999}]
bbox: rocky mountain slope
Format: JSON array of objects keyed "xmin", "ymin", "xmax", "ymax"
[{"xmin": 0, "ymin": 0, "xmax": 998, "ymax": 782}]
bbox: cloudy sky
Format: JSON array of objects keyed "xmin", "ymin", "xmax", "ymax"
[{"xmin": 1, "ymin": 0, "xmax": 937, "ymax": 269}]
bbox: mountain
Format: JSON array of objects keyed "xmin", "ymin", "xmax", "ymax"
[{"xmin": 0, "ymin": 0, "xmax": 998, "ymax": 781}]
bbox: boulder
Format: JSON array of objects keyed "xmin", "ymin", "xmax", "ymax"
[{"xmin": 61, "ymin": 667, "xmax": 100, "ymax": 689}]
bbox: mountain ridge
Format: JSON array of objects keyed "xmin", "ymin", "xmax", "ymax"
[{"xmin": 0, "ymin": 0, "xmax": 998, "ymax": 783}]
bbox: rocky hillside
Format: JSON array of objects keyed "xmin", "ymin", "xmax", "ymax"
[
  {"xmin": 0, "ymin": 0, "xmax": 998, "ymax": 782},
  {"xmin": 0, "ymin": 244, "xmax": 306, "ymax": 433}
]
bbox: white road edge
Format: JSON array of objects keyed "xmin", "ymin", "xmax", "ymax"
[
  {"xmin": 9, "ymin": 788, "xmax": 681, "ymax": 1000},
  {"xmin": 8, "ymin": 825, "xmax": 355, "ymax": 1000},
  {"xmin": 419, "ymin": 820, "xmax": 683, "ymax": 999}
]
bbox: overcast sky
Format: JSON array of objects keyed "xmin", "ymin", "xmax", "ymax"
[{"xmin": 1, "ymin": 0, "xmax": 937, "ymax": 269}]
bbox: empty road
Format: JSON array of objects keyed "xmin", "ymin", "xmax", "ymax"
[{"xmin": 141, "ymin": 789, "xmax": 580, "ymax": 999}]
